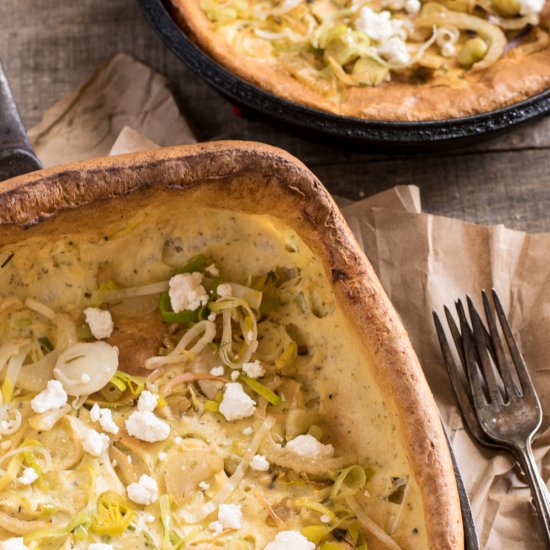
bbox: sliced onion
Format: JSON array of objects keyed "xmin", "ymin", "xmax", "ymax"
[
  {"xmin": 261, "ymin": 435, "xmax": 354, "ymax": 476},
  {"xmin": 161, "ymin": 372, "xmax": 228, "ymax": 397},
  {"xmin": 178, "ymin": 416, "xmax": 276, "ymax": 524},
  {"xmin": 16, "ymin": 314, "xmax": 79, "ymax": 393},
  {"xmin": 0, "ymin": 445, "xmax": 53, "ymax": 472},
  {"xmin": 27, "ymin": 404, "xmax": 71, "ymax": 431},
  {"xmin": 54, "ymin": 342, "xmax": 119, "ymax": 396},
  {"xmin": 24, "ymin": 298, "xmax": 56, "ymax": 320},
  {"xmin": 346, "ymin": 495, "xmax": 403, "ymax": 550},
  {"xmin": 145, "ymin": 321, "xmax": 217, "ymax": 370}
]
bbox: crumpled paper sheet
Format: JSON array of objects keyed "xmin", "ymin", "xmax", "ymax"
[
  {"xmin": 29, "ymin": 53, "xmax": 550, "ymax": 550},
  {"xmin": 28, "ymin": 53, "xmax": 195, "ymax": 167}
]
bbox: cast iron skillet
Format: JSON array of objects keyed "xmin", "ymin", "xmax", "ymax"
[
  {"xmin": 0, "ymin": 59, "xmax": 479, "ymax": 550},
  {"xmin": 138, "ymin": 0, "xmax": 550, "ymax": 150}
]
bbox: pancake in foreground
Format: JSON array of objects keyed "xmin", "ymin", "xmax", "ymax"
[{"xmin": 0, "ymin": 142, "xmax": 463, "ymax": 549}]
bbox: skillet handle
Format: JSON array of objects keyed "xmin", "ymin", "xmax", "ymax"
[{"xmin": 0, "ymin": 61, "xmax": 42, "ymax": 183}]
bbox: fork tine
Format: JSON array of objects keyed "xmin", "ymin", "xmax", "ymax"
[
  {"xmin": 433, "ymin": 311, "xmax": 492, "ymax": 445},
  {"xmin": 481, "ymin": 290, "xmax": 519, "ymax": 400},
  {"xmin": 456, "ymin": 298, "xmax": 488, "ymax": 409},
  {"xmin": 467, "ymin": 296, "xmax": 501, "ymax": 403},
  {"xmin": 491, "ymin": 289, "xmax": 537, "ymax": 399},
  {"xmin": 444, "ymin": 305, "xmax": 467, "ymax": 367}
]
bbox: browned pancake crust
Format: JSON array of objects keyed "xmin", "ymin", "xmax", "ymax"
[
  {"xmin": 171, "ymin": 0, "xmax": 550, "ymax": 121},
  {"xmin": 0, "ymin": 142, "xmax": 463, "ymax": 548}
]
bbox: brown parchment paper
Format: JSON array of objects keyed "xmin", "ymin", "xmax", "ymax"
[{"xmin": 28, "ymin": 53, "xmax": 550, "ymax": 549}]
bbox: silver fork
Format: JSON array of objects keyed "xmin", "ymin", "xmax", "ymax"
[{"xmin": 433, "ymin": 289, "xmax": 550, "ymax": 547}]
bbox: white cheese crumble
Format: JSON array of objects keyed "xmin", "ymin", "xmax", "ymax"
[
  {"xmin": 83, "ymin": 307, "xmax": 114, "ymax": 339},
  {"xmin": 218, "ymin": 503, "xmax": 242, "ymax": 529},
  {"xmin": 231, "ymin": 371, "xmax": 240, "ymax": 381},
  {"xmin": 404, "ymin": 0, "xmax": 421, "ymax": 13},
  {"xmin": 17, "ymin": 467, "xmax": 38, "ymax": 485},
  {"xmin": 242, "ymin": 360, "xmax": 265, "ymax": 379},
  {"xmin": 378, "ymin": 36, "xmax": 410, "ymax": 65},
  {"xmin": 519, "ymin": 0, "xmax": 544, "ymax": 14},
  {"xmin": 126, "ymin": 410, "xmax": 170, "ymax": 442},
  {"xmin": 158, "ymin": 451, "xmax": 167, "ymax": 461},
  {"xmin": 175, "ymin": 436, "xmax": 183, "ymax": 444},
  {"xmin": 168, "ymin": 272, "xmax": 209, "ymax": 313},
  {"xmin": 31, "ymin": 380, "xmax": 67, "ymax": 413},
  {"xmin": 138, "ymin": 390, "xmax": 159, "ymax": 412},
  {"xmin": 264, "ymin": 530, "xmax": 315, "ymax": 550},
  {"xmin": 0, "ymin": 538, "xmax": 29, "ymax": 550},
  {"xmin": 250, "ymin": 454, "xmax": 270, "ymax": 471},
  {"xmin": 198, "ymin": 481, "xmax": 210, "ymax": 490},
  {"xmin": 88, "ymin": 545, "xmax": 114, "ymax": 550},
  {"xmin": 219, "ymin": 383, "xmax": 256, "ymax": 421},
  {"xmin": 242, "ymin": 427, "xmax": 254, "ymax": 435},
  {"xmin": 83, "ymin": 428, "xmax": 110, "ymax": 457},
  {"xmin": 127, "ymin": 474, "xmax": 159, "ymax": 505},
  {"xmin": 90, "ymin": 402, "xmax": 119, "ymax": 434},
  {"xmin": 216, "ymin": 283, "xmax": 233, "ymax": 298},
  {"xmin": 285, "ymin": 435, "xmax": 334, "ymax": 458},
  {"xmin": 209, "ymin": 366, "xmax": 225, "ymax": 377},
  {"xmin": 355, "ymin": 7, "xmax": 393, "ymax": 41},
  {"xmin": 320, "ymin": 514, "xmax": 331, "ymax": 524}
]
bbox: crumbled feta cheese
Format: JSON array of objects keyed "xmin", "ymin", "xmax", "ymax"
[
  {"xmin": 285, "ymin": 435, "xmax": 334, "ymax": 458},
  {"xmin": 209, "ymin": 520, "xmax": 223, "ymax": 536},
  {"xmin": 168, "ymin": 272, "xmax": 209, "ymax": 313},
  {"xmin": 90, "ymin": 403, "xmax": 119, "ymax": 434},
  {"xmin": 198, "ymin": 481, "xmax": 210, "ymax": 490},
  {"xmin": 320, "ymin": 514, "xmax": 331, "ymax": 524},
  {"xmin": 242, "ymin": 360, "xmax": 265, "ymax": 379},
  {"xmin": 88, "ymin": 545, "xmax": 114, "ymax": 550},
  {"xmin": 519, "ymin": 0, "xmax": 544, "ymax": 14},
  {"xmin": 356, "ymin": 7, "xmax": 393, "ymax": 41},
  {"xmin": 231, "ymin": 371, "xmax": 240, "ymax": 381},
  {"xmin": 210, "ymin": 366, "xmax": 225, "ymax": 377},
  {"xmin": 218, "ymin": 503, "xmax": 242, "ymax": 530},
  {"xmin": 250, "ymin": 454, "xmax": 270, "ymax": 471},
  {"xmin": 127, "ymin": 474, "xmax": 158, "ymax": 505},
  {"xmin": 137, "ymin": 390, "xmax": 159, "ymax": 412},
  {"xmin": 84, "ymin": 307, "xmax": 114, "ymax": 339},
  {"xmin": 264, "ymin": 530, "xmax": 315, "ymax": 550},
  {"xmin": 158, "ymin": 451, "xmax": 167, "ymax": 461},
  {"xmin": 83, "ymin": 428, "xmax": 110, "ymax": 457},
  {"xmin": 242, "ymin": 427, "xmax": 253, "ymax": 435},
  {"xmin": 31, "ymin": 380, "xmax": 67, "ymax": 413},
  {"xmin": 17, "ymin": 467, "xmax": 38, "ymax": 485},
  {"xmin": 404, "ymin": 0, "xmax": 421, "ymax": 13},
  {"xmin": 441, "ymin": 42, "xmax": 456, "ymax": 57},
  {"xmin": 145, "ymin": 513, "xmax": 156, "ymax": 523},
  {"xmin": 205, "ymin": 264, "xmax": 220, "ymax": 277},
  {"xmin": 378, "ymin": 37, "xmax": 410, "ymax": 65},
  {"xmin": 216, "ymin": 283, "xmax": 233, "ymax": 298},
  {"xmin": 175, "ymin": 436, "xmax": 183, "ymax": 444},
  {"xmin": 0, "ymin": 538, "xmax": 29, "ymax": 550},
  {"xmin": 219, "ymin": 383, "xmax": 256, "ymax": 421},
  {"xmin": 126, "ymin": 410, "xmax": 170, "ymax": 442}
]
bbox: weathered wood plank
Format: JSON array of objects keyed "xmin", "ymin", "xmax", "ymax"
[{"xmin": 1, "ymin": 0, "xmax": 549, "ymax": 233}]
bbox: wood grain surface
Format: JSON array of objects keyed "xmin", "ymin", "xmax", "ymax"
[{"xmin": 1, "ymin": 0, "xmax": 549, "ymax": 232}]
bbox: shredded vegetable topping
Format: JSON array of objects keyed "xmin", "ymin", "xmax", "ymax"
[
  {"xmin": 0, "ymin": 240, "xmax": 417, "ymax": 549},
  {"xmin": 198, "ymin": 0, "xmax": 549, "ymax": 99}
]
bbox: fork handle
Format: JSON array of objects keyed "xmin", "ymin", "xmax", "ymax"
[{"xmin": 514, "ymin": 439, "xmax": 550, "ymax": 547}]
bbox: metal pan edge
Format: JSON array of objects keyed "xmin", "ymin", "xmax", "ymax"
[{"xmin": 137, "ymin": 0, "xmax": 550, "ymax": 149}]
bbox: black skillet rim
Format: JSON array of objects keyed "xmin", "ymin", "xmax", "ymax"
[{"xmin": 138, "ymin": 0, "xmax": 550, "ymax": 146}]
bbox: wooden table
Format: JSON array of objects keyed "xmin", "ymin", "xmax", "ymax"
[{"xmin": 2, "ymin": 0, "xmax": 550, "ymax": 232}]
